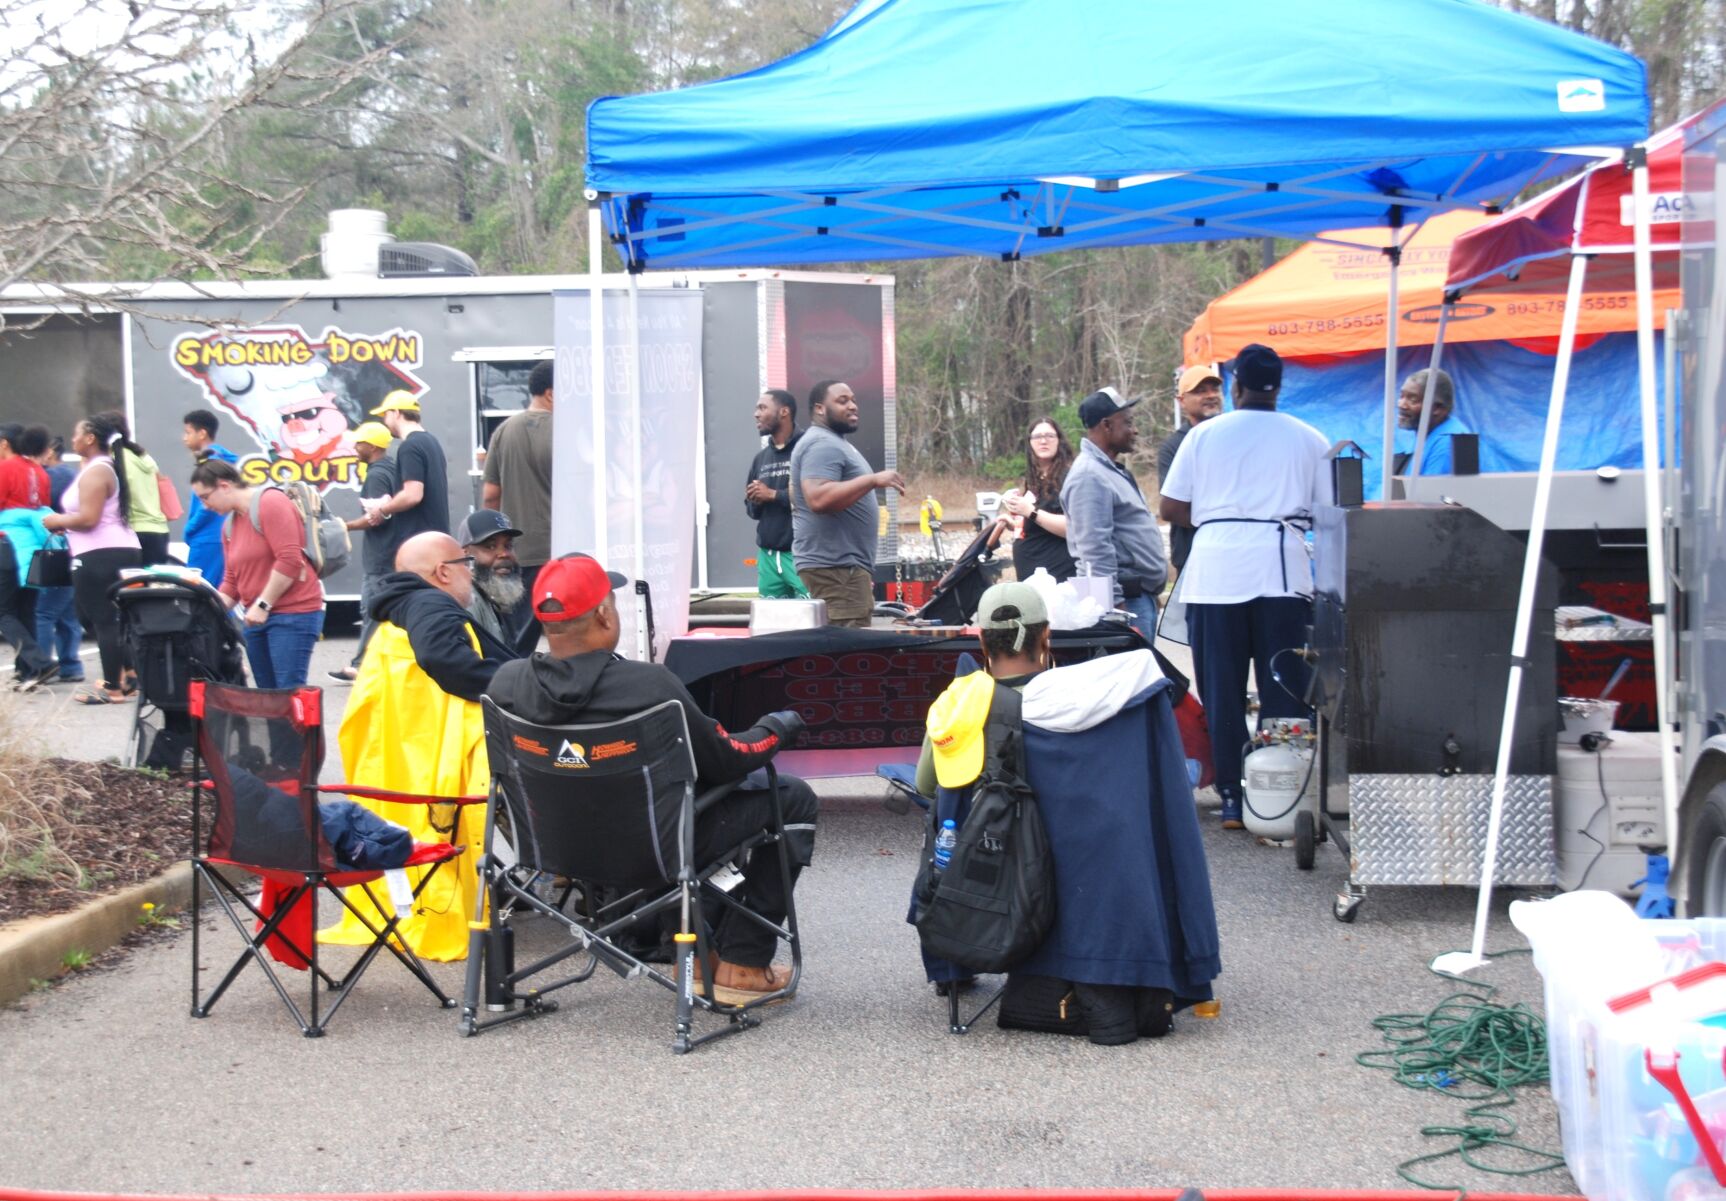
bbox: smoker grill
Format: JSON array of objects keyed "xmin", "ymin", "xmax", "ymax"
[{"xmin": 1309, "ymin": 501, "xmax": 1559, "ymax": 922}]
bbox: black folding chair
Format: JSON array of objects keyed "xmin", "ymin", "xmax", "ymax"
[
  {"xmin": 462, "ymin": 698, "xmax": 802, "ymax": 1053},
  {"xmin": 188, "ymin": 680, "xmax": 483, "ymax": 1037}
]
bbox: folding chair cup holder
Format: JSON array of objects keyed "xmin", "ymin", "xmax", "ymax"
[
  {"xmin": 462, "ymin": 698, "xmax": 802, "ymax": 1054},
  {"xmin": 187, "ymin": 681, "xmax": 483, "ymax": 1038}
]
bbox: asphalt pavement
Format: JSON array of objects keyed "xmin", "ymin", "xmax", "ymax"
[{"xmin": 0, "ymin": 632, "xmax": 1575, "ymax": 1194}]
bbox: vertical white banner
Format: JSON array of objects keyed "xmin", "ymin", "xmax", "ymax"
[{"xmin": 553, "ymin": 288, "xmax": 704, "ymax": 658}]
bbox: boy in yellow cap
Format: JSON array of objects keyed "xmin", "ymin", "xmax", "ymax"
[
  {"xmin": 331, "ymin": 420, "xmax": 401, "ymax": 682},
  {"xmin": 914, "ymin": 581, "xmax": 1051, "ymax": 798}
]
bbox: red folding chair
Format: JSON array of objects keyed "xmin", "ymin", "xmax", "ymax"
[{"xmin": 187, "ymin": 680, "xmax": 483, "ymax": 1037}]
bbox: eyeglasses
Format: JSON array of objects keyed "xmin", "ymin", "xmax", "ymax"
[
  {"xmin": 1029, "ymin": 432, "xmax": 1059, "ymax": 441},
  {"xmin": 440, "ymin": 555, "xmax": 476, "ymax": 571}
]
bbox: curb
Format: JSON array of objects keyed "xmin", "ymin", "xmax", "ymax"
[{"xmin": 0, "ymin": 861, "xmax": 193, "ymax": 1005}]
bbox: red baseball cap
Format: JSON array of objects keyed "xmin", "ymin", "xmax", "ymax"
[{"xmin": 533, "ymin": 554, "xmax": 628, "ymax": 623}]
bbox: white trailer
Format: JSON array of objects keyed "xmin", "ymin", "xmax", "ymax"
[{"xmin": 0, "ymin": 260, "xmax": 896, "ymax": 613}]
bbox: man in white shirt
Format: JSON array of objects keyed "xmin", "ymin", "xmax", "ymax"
[{"xmin": 1158, "ymin": 344, "xmax": 1330, "ymax": 828}]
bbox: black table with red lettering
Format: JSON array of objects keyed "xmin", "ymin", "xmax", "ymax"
[{"xmin": 665, "ymin": 623, "xmax": 1150, "ymax": 778}]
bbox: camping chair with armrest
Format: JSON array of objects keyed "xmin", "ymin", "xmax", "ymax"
[
  {"xmin": 187, "ymin": 680, "xmax": 484, "ymax": 1038},
  {"xmin": 461, "ymin": 697, "xmax": 803, "ymax": 1054}
]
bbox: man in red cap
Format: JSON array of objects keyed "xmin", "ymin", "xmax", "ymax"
[{"xmin": 486, "ymin": 554, "xmax": 819, "ymax": 1003}]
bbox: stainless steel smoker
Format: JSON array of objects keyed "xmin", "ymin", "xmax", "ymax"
[{"xmin": 1309, "ymin": 501, "xmax": 1560, "ymax": 921}]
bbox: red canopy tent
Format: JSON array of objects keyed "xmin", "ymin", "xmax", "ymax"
[
  {"xmin": 1446, "ymin": 109, "xmax": 1706, "ymax": 296},
  {"xmin": 1430, "ymin": 103, "xmax": 1723, "ymax": 975}
]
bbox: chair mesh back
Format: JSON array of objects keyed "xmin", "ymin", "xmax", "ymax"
[
  {"xmin": 197, "ymin": 682, "xmax": 331, "ymax": 872},
  {"xmin": 482, "ymin": 698, "xmax": 697, "ymax": 885},
  {"xmin": 115, "ymin": 579, "xmax": 247, "ymax": 710}
]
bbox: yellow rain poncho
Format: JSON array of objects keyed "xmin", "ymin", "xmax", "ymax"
[{"xmin": 316, "ymin": 620, "xmax": 489, "ymax": 962}]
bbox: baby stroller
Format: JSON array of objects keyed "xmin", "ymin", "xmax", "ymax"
[
  {"xmin": 111, "ymin": 569, "xmax": 247, "ymax": 771},
  {"xmin": 898, "ymin": 523, "xmax": 1006, "ymax": 625}
]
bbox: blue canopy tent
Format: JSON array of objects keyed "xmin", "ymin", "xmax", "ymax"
[{"xmin": 583, "ymin": 0, "xmax": 1648, "ymax": 509}]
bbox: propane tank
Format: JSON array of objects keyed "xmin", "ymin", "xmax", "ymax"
[{"xmin": 1243, "ymin": 729, "xmax": 1314, "ymax": 840}]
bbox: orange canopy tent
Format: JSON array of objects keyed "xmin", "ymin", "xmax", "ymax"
[{"xmin": 1183, "ymin": 209, "xmax": 1678, "ymax": 365}]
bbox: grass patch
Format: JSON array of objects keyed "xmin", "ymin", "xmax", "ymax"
[{"xmin": 0, "ymin": 692, "xmax": 89, "ymax": 892}]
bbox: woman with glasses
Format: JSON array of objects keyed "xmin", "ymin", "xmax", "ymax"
[
  {"xmin": 997, "ymin": 417, "xmax": 1078, "ymax": 582},
  {"xmin": 187, "ymin": 457, "xmax": 325, "ymax": 688}
]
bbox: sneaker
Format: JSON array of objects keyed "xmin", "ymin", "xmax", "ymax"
[
  {"xmin": 13, "ymin": 664, "xmax": 57, "ymax": 693},
  {"xmin": 1218, "ymin": 799, "xmax": 1245, "ymax": 829},
  {"xmin": 327, "ymin": 667, "xmax": 358, "ymax": 684}
]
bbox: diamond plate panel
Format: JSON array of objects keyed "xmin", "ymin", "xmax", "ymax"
[{"xmin": 1350, "ymin": 774, "xmax": 1556, "ymax": 887}]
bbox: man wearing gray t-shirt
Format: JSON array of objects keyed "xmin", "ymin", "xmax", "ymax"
[{"xmin": 789, "ymin": 379, "xmax": 905, "ymax": 627}]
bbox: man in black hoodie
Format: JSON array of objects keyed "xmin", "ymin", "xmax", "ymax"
[
  {"xmin": 369, "ymin": 530, "xmax": 519, "ymax": 702},
  {"xmin": 486, "ymin": 553, "xmax": 818, "ymax": 1002},
  {"xmin": 744, "ymin": 389, "xmax": 808, "ymax": 599}
]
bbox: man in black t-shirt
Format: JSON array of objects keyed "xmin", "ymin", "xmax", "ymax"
[
  {"xmin": 1156, "ymin": 364, "xmax": 1223, "ymax": 574},
  {"xmin": 360, "ymin": 390, "xmax": 449, "ymax": 541}
]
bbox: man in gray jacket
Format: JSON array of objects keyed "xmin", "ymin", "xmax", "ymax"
[{"xmin": 1061, "ymin": 387, "xmax": 1168, "ymax": 636}]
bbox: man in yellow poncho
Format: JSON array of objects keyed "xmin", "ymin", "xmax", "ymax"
[{"xmin": 318, "ymin": 530, "xmax": 520, "ymax": 961}]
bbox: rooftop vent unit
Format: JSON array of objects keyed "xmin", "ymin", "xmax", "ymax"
[{"xmin": 377, "ymin": 243, "xmax": 479, "ymax": 278}]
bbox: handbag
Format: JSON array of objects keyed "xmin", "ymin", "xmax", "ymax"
[
  {"xmin": 26, "ymin": 536, "xmax": 71, "ymax": 588},
  {"xmin": 997, "ymin": 974, "xmax": 1087, "ymax": 1035},
  {"xmin": 156, "ymin": 472, "xmax": 184, "ymax": 521}
]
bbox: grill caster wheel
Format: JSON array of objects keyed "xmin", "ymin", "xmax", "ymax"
[
  {"xmin": 1334, "ymin": 892, "xmax": 1362, "ymax": 923},
  {"xmin": 1295, "ymin": 811, "xmax": 1316, "ymax": 871}
]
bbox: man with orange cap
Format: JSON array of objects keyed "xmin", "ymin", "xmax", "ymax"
[{"xmin": 1157, "ymin": 364, "xmax": 1223, "ymax": 575}]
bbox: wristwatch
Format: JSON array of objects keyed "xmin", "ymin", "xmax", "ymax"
[{"xmin": 253, "ymin": 598, "xmax": 271, "ymax": 613}]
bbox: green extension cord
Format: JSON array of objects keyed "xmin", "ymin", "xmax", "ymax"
[{"xmin": 1356, "ymin": 949, "xmax": 1567, "ymax": 1190}]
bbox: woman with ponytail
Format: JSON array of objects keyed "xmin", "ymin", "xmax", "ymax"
[
  {"xmin": 94, "ymin": 410, "xmax": 172, "ymax": 566},
  {"xmin": 43, "ymin": 414, "xmax": 142, "ymax": 704}
]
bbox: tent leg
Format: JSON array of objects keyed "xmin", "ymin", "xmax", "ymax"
[
  {"xmin": 1405, "ymin": 302, "xmax": 1452, "ymax": 503},
  {"xmin": 589, "ymin": 198, "xmax": 609, "ymax": 565},
  {"xmin": 1434, "ymin": 252, "xmax": 1590, "ymax": 977},
  {"xmin": 1380, "ymin": 240, "xmax": 1402, "ymax": 502},
  {"xmin": 1632, "ymin": 156, "xmax": 1683, "ymax": 871},
  {"xmin": 627, "ymin": 272, "xmax": 648, "ymax": 662}
]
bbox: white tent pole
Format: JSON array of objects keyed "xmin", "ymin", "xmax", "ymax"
[
  {"xmin": 588, "ymin": 200, "xmax": 609, "ymax": 565},
  {"xmin": 1381, "ymin": 236, "xmax": 1403, "ymax": 501},
  {"xmin": 627, "ymin": 271, "xmax": 647, "ymax": 662},
  {"xmin": 1664, "ymin": 310, "xmax": 1679, "ymax": 599},
  {"xmin": 1435, "ymin": 251, "xmax": 1589, "ymax": 977},
  {"xmin": 1405, "ymin": 301, "xmax": 1452, "ymax": 503},
  {"xmin": 1631, "ymin": 153, "xmax": 1683, "ymax": 860}
]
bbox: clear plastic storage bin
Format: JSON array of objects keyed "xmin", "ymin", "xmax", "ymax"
[{"xmin": 1514, "ymin": 893, "xmax": 1726, "ymax": 1201}]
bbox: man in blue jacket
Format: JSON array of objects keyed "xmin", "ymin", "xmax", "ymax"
[
  {"xmin": 1394, "ymin": 368, "xmax": 1474, "ymax": 477},
  {"xmin": 181, "ymin": 409, "xmax": 238, "ymax": 584}
]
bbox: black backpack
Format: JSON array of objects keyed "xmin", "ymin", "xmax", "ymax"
[{"xmin": 912, "ymin": 683, "xmax": 1056, "ymax": 974}]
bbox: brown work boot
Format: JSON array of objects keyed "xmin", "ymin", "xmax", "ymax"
[{"xmin": 711, "ymin": 960, "xmax": 794, "ymax": 1006}]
